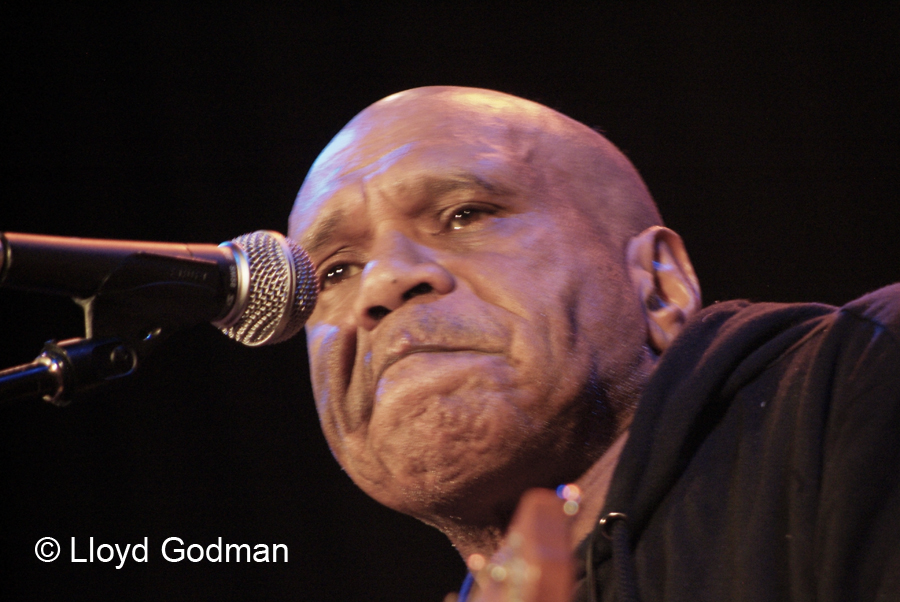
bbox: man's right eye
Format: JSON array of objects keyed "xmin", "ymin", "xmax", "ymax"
[{"xmin": 321, "ymin": 263, "xmax": 361, "ymax": 290}]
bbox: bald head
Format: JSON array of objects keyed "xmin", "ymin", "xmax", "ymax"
[{"xmin": 291, "ymin": 86, "xmax": 661, "ymax": 262}]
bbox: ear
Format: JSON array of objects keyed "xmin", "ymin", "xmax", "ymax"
[{"xmin": 626, "ymin": 226, "xmax": 701, "ymax": 353}]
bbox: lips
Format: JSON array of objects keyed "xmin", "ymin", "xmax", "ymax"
[
  {"xmin": 377, "ymin": 344, "xmax": 484, "ymax": 383},
  {"xmin": 366, "ymin": 308, "xmax": 511, "ymax": 388}
]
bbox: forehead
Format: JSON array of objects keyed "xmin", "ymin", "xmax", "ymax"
[{"xmin": 288, "ymin": 108, "xmax": 540, "ymax": 242}]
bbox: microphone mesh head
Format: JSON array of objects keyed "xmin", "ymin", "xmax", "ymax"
[{"xmin": 219, "ymin": 231, "xmax": 317, "ymax": 346}]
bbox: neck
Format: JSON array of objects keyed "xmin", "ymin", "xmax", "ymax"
[
  {"xmin": 568, "ymin": 427, "xmax": 630, "ymax": 547},
  {"xmin": 443, "ymin": 426, "xmax": 631, "ymax": 560}
]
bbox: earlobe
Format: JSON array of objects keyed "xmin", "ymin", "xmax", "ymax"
[{"xmin": 626, "ymin": 226, "xmax": 701, "ymax": 353}]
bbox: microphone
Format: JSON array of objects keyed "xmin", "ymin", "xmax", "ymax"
[{"xmin": 0, "ymin": 231, "xmax": 318, "ymax": 347}]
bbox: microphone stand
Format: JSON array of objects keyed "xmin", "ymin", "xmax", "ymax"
[
  {"xmin": 0, "ymin": 253, "xmax": 229, "ymax": 406},
  {"xmin": 0, "ymin": 338, "xmax": 137, "ymax": 406}
]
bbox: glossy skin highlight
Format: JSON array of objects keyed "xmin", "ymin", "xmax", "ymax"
[{"xmin": 289, "ymin": 87, "xmax": 664, "ymax": 556}]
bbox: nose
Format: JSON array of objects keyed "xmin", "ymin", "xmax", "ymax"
[{"xmin": 353, "ymin": 231, "xmax": 454, "ymax": 330}]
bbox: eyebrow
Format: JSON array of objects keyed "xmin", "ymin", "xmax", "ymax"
[
  {"xmin": 300, "ymin": 172, "xmax": 510, "ymax": 256},
  {"xmin": 301, "ymin": 209, "xmax": 345, "ymax": 256},
  {"xmin": 422, "ymin": 173, "xmax": 506, "ymax": 197}
]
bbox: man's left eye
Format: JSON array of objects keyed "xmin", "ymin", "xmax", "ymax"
[{"xmin": 446, "ymin": 207, "xmax": 488, "ymax": 230}]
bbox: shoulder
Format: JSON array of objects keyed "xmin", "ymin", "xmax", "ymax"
[
  {"xmin": 839, "ymin": 283, "xmax": 900, "ymax": 345},
  {"xmin": 824, "ymin": 284, "xmax": 900, "ymax": 420}
]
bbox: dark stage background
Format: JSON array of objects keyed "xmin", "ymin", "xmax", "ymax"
[{"xmin": 1, "ymin": 5, "xmax": 897, "ymax": 601}]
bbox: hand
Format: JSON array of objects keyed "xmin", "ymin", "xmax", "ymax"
[{"xmin": 466, "ymin": 488, "xmax": 575, "ymax": 602}]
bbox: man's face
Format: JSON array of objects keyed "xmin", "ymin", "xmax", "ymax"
[{"xmin": 289, "ymin": 93, "xmax": 649, "ymax": 523}]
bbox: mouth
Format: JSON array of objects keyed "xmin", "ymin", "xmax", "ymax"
[
  {"xmin": 362, "ymin": 308, "xmax": 512, "ymax": 395},
  {"xmin": 376, "ymin": 345, "xmax": 485, "ymax": 383}
]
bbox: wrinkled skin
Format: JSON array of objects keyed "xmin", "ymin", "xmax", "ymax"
[{"xmin": 288, "ymin": 87, "xmax": 660, "ymax": 554}]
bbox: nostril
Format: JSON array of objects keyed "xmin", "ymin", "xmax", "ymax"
[
  {"xmin": 402, "ymin": 282, "xmax": 433, "ymax": 301},
  {"xmin": 368, "ymin": 306, "xmax": 391, "ymax": 321}
]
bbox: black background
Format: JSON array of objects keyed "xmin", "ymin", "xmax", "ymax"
[{"xmin": 1, "ymin": 5, "xmax": 897, "ymax": 601}]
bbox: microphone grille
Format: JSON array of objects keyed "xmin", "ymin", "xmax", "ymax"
[{"xmin": 220, "ymin": 231, "xmax": 318, "ymax": 346}]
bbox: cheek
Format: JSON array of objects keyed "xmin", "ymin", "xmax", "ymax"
[
  {"xmin": 304, "ymin": 283, "xmax": 365, "ymax": 400},
  {"xmin": 443, "ymin": 214, "xmax": 585, "ymax": 331},
  {"xmin": 468, "ymin": 254, "xmax": 625, "ymax": 421},
  {"xmin": 305, "ymin": 323, "xmax": 339, "ymax": 410},
  {"xmin": 449, "ymin": 249, "xmax": 589, "ymax": 384},
  {"xmin": 305, "ymin": 321, "xmax": 372, "ymax": 447}
]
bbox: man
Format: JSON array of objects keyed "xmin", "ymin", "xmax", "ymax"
[{"xmin": 288, "ymin": 86, "xmax": 900, "ymax": 601}]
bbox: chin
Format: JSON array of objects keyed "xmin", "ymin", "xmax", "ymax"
[
  {"xmin": 333, "ymin": 376, "xmax": 594, "ymax": 525},
  {"xmin": 352, "ymin": 435, "xmax": 560, "ymax": 532}
]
